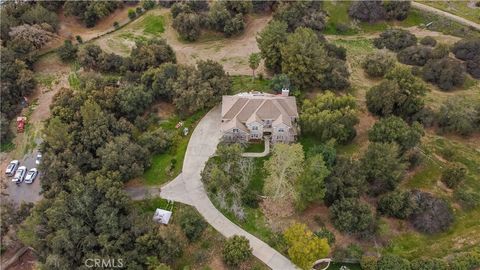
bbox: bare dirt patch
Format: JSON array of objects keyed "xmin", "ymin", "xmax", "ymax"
[{"xmin": 95, "ymin": 9, "xmax": 272, "ymax": 75}]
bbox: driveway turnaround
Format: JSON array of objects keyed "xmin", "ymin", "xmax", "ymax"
[{"xmin": 160, "ymin": 106, "xmax": 298, "ymax": 270}]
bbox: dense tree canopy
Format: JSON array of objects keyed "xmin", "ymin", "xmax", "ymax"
[
  {"xmin": 361, "ymin": 142, "xmax": 407, "ymax": 196},
  {"xmin": 377, "ymin": 190, "xmax": 417, "ymax": 219},
  {"xmin": 330, "ymin": 198, "xmax": 376, "ymax": 237},
  {"xmin": 256, "ymin": 20, "xmax": 288, "ymax": 72},
  {"xmin": 264, "ymin": 143, "xmax": 305, "ymax": 202},
  {"xmin": 366, "ymin": 66, "xmax": 427, "ymax": 120},
  {"xmin": 280, "ymin": 27, "xmax": 330, "ymax": 89},
  {"xmin": 301, "ymin": 91, "xmax": 359, "ymax": 144},
  {"xmin": 273, "ymin": 0, "xmax": 326, "ymax": 32},
  {"xmin": 64, "ymin": 1, "xmax": 121, "ymax": 27},
  {"xmin": 349, "ymin": 1, "xmax": 386, "ymax": 23},
  {"xmin": 324, "ymin": 157, "xmax": 366, "ymax": 205},
  {"xmin": 172, "ymin": 12, "xmax": 201, "ymax": 41},
  {"xmin": 368, "ymin": 116, "xmax": 424, "ymax": 152},
  {"xmin": 298, "ymin": 154, "xmax": 330, "ymax": 209}
]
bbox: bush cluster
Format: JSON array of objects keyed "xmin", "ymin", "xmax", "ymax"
[
  {"xmin": 362, "ymin": 50, "xmax": 396, "ymax": 77},
  {"xmin": 374, "ymin": 29, "xmax": 417, "ymax": 52}
]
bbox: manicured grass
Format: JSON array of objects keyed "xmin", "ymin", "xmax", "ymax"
[
  {"xmin": 419, "ymin": 0, "xmax": 480, "ymax": 24},
  {"xmin": 245, "ymin": 142, "xmax": 265, "ymax": 153},
  {"xmin": 142, "ymin": 110, "xmax": 206, "ymax": 186},
  {"xmin": 231, "ymin": 75, "xmax": 272, "ymax": 94},
  {"xmin": 141, "ymin": 14, "xmax": 165, "ymax": 35}
]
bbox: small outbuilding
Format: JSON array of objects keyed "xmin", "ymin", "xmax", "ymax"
[{"xmin": 153, "ymin": 208, "xmax": 172, "ymax": 225}]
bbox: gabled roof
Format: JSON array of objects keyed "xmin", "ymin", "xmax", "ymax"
[{"xmin": 221, "ymin": 92, "xmax": 299, "ymax": 132}]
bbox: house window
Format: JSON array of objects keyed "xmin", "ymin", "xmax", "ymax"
[
  {"xmin": 277, "ymin": 135, "xmax": 283, "ymax": 140},
  {"xmin": 278, "ymin": 128, "xmax": 284, "ymax": 132},
  {"xmin": 252, "ymin": 126, "xmax": 258, "ymax": 130},
  {"xmin": 233, "ymin": 128, "xmax": 239, "ymax": 133}
]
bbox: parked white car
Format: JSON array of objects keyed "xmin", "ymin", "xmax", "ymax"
[
  {"xmin": 12, "ymin": 166, "xmax": 27, "ymax": 183},
  {"xmin": 5, "ymin": 160, "xmax": 19, "ymax": 176},
  {"xmin": 36, "ymin": 153, "xmax": 42, "ymax": 165},
  {"xmin": 24, "ymin": 168, "xmax": 38, "ymax": 184}
]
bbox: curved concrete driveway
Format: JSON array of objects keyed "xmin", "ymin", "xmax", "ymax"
[
  {"xmin": 160, "ymin": 106, "xmax": 298, "ymax": 270},
  {"xmin": 412, "ymin": 2, "xmax": 480, "ymax": 31}
]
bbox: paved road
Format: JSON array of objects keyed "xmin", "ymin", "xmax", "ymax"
[
  {"xmin": 158, "ymin": 106, "xmax": 297, "ymax": 270},
  {"xmin": 412, "ymin": 1, "xmax": 480, "ymax": 31}
]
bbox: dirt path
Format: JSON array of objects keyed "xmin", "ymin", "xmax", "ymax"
[{"xmin": 412, "ymin": 1, "xmax": 480, "ymax": 31}]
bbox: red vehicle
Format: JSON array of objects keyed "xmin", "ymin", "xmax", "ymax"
[{"xmin": 17, "ymin": 117, "xmax": 26, "ymax": 133}]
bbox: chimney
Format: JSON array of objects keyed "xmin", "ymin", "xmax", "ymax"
[{"xmin": 281, "ymin": 87, "xmax": 289, "ymax": 97}]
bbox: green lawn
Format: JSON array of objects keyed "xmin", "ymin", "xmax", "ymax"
[
  {"xmin": 142, "ymin": 110, "xmax": 206, "ymax": 186},
  {"xmin": 141, "ymin": 14, "xmax": 165, "ymax": 35},
  {"xmin": 231, "ymin": 75, "xmax": 272, "ymax": 94},
  {"xmin": 245, "ymin": 142, "xmax": 265, "ymax": 153}
]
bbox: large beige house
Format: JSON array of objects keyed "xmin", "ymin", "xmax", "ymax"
[{"xmin": 221, "ymin": 90, "xmax": 299, "ymax": 143}]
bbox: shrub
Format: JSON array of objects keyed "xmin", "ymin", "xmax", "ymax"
[
  {"xmin": 437, "ymin": 97, "xmax": 480, "ymax": 136},
  {"xmin": 128, "ymin": 9, "xmax": 136, "ymax": 20},
  {"xmin": 377, "ymin": 191, "xmax": 417, "ymax": 219},
  {"xmin": 432, "ymin": 43, "xmax": 450, "ymax": 59},
  {"xmin": 448, "ymin": 251, "xmax": 480, "ymax": 270},
  {"xmin": 222, "ymin": 235, "xmax": 252, "ymax": 267},
  {"xmin": 179, "ymin": 208, "xmax": 207, "ymax": 242},
  {"xmin": 57, "ymin": 40, "xmax": 78, "ymax": 62},
  {"xmin": 273, "ymin": 1, "xmax": 326, "ymax": 32},
  {"xmin": 142, "ymin": 0, "xmax": 155, "ymax": 10},
  {"xmin": 466, "ymin": 56, "xmax": 480, "ymax": 79},
  {"xmin": 397, "ymin": 45, "xmax": 433, "ymax": 66},
  {"xmin": 377, "ymin": 254, "xmax": 411, "ymax": 270},
  {"xmin": 454, "ymin": 186, "xmax": 480, "ymax": 210},
  {"xmin": 348, "ymin": 1, "xmax": 386, "ymax": 22},
  {"xmin": 136, "ymin": 7, "xmax": 143, "ymax": 16},
  {"xmin": 173, "ymin": 12, "xmax": 201, "ymax": 41},
  {"xmin": 330, "ymin": 198, "xmax": 376, "ymax": 236},
  {"xmin": 113, "ymin": 21, "xmax": 119, "ymax": 29},
  {"xmin": 411, "ymin": 258, "xmax": 449, "ymax": 270},
  {"xmin": 410, "ymin": 190, "xmax": 454, "ymax": 234},
  {"xmin": 420, "ymin": 36, "xmax": 437, "ymax": 47},
  {"xmin": 171, "ymin": 3, "xmax": 192, "ymax": 18},
  {"xmin": 441, "ymin": 163, "xmax": 467, "ymax": 189},
  {"xmin": 423, "ymin": 57, "xmax": 466, "ymax": 91},
  {"xmin": 76, "ymin": 35, "xmax": 83, "ymax": 44},
  {"xmin": 374, "ymin": 29, "xmax": 417, "ymax": 52},
  {"xmin": 451, "ymin": 38, "xmax": 480, "ymax": 61},
  {"xmin": 362, "ymin": 50, "xmax": 395, "ymax": 77},
  {"xmin": 361, "ymin": 256, "xmax": 379, "ymax": 270},
  {"xmin": 384, "ymin": 0, "xmax": 411, "ymax": 21},
  {"xmin": 315, "ymin": 227, "xmax": 336, "ymax": 245}
]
